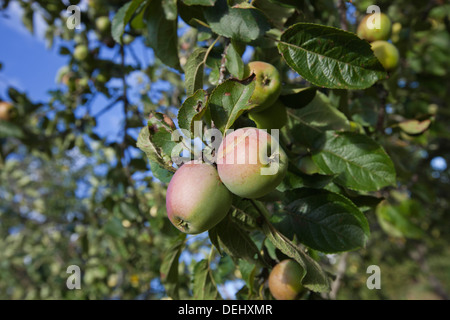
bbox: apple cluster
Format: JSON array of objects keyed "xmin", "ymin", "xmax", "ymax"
[
  {"xmin": 357, "ymin": 13, "xmax": 400, "ymax": 71},
  {"xmin": 166, "ymin": 61, "xmax": 288, "ymax": 234},
  {"xmin": 164, "ymin": 61, "xmax": 305, "ymax": 299}
]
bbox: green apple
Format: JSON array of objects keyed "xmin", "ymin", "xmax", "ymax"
[
  {"xmin": 95, "ymin": 16, "xmax": 111, "ymax": 33},
  {"xmin": 73, "ymin": 45, "xmax": 89, "ymax": 61},
  {"xmin": 96, "ymin": 72, "xmax": 108, "ymax": 84},
  {"xmin": 122, "ymin": 34, "xmax": 135, "ymax": 45},
  {"xmin": 268, "ymin": 259, "xmax": 304, "ymax": 300},
  {"xmin": 216, "ymin": 127, "xmax": 288, "ymax": 199},
  {"xmin": 298, "ymin": 155, "xmax": 319, "ymax": 175},
  {"xmin": 245, "ymin": 61, "xmax": 282, "ymax": 112},
  {"xmin": 357, "ymin": 13, "xmax": 392, "ymax": 42},
  {"xmin": 371, "ymin": 40, "xmax": 399, "ymax": 71},
  {"xmin": 248, "ymin": 100, "xmax": 287, "ymax": 130},
  {"xmin": 77, "ymin": 77, "xmax": 90, "ymax": 88},
  {"xmin": 166, "ymin": 161, "xmax": 232, "ymax": 234}
]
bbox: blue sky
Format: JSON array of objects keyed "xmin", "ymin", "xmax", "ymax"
[
  {"xmin": 0, "ymin": 1, "xmax": 161, "ymax": 145},
  {"xmin": 0, "ymin": 2, "xmax": 67, "ymax": 101}
]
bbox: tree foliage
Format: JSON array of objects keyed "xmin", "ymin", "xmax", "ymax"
[{"xmin": 0, "ymin": 0, "xmax": 449, "ymax": 300}]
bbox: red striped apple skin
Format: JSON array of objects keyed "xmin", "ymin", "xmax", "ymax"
[
  {"xmin": 166, "ymin": 161, "xmax": 232, "ymax": 234},
  {"xmin": 216, "ymin": 127, "xmax": 287, "ymax": 199}
]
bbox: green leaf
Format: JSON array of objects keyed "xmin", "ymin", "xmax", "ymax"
[
  {"xmin": 0, "ymin": 121, "xmax": 25, "ymax": 139},
  {"xmin": 207, "ymin": 75, "xmax": 256, "ymax": 132},
  {"xmin": 209, "ymin": 215, "xmax": 267, "ymax": 266},
  {"xmin": 182, "ymin": 0, "xmax": 216, "ymax": 5},
  {"xmin": 162, "ymin": 0, "xmax": 177, "ymax": 20},
  {"xmin": 279, "ymin": 86, "xmax": 317, "ymax": 109},
  {"xmin": 398, "ymin": 119, "xmax": 432, "ymax": 135},
  {"xmin": 288, "ymin": 91, "xmax": 351, "ymax": 148},
  {"xmin": 258, "ymin": 205, "xmax": 331, "ymax": 293},
  {"xmin": 351, "ymin": 195, "xmax": 384, "ymax": 212},
  {"xmin": 136, "ymin": 117, "xmax": 177, "ymax": 173},
  {"xmin": 145, "ymin": 0, "xmax": 181, "ymax": 70},
  {"xmin": 312, "ymin": 131, "xmax": 397, "ymax": 192},
  {"xmin": 112, "ymin": 0, "xmax": 146, "ymax": 43},
  {"xmin": 265, "ymin": 0, "xmax": 303, "ymax": 10},
  {"xmin": 277, "ymin": 170, "xmax": 334, "ymax": 192},
  {"xmin": 119, "ymin": 202, "xmax": 140, "ymax": 220},
  {"xmin": 274, "ymin": 188, "xmax": 370, "ymax": 253},
  {"xmin": 22, "ymin": 6, "xmax": 34, "ymax": 33},
  {"xmin": 238, "ymin": 259, "xmax": 257, "ymax": 297},
  {"xmin": 253, "ymin": 0, "xmax": 295, "ymax": 29},
  {"xmin": 230, "ymin": 198, "xmax": 259, "ymax": 231},
  {"xmin": 149, "ymin": 159, "xmax": 174, "ymax": 183},
  {"xmin": 278, "ymin": 23, "xmax": 387, "ymax": 89},
  {"xmin": 376, "ymin": 200, "xmax": 425, "ymax": 239},
  {"xmin": 104, "ymin": 217, "xmax": 126, "ymax": 238},
  {"xmin": 349, "ymin": 94, "xmax": 380, "ymax": 127},
  {"xmin": 152, "ymin": 128, "xmax": 177, "ymax": 159},
  {"xmin": 204, "ymin": 0, "xmax": 270, "ymax": 43},
  {"xmin": 184, "ymin": 48, "xmax": 208, "ymax": 96},
  {"xmin": 160, "ymin": 234, "xmax": 186, "ymax": 299},
  {"xmin": 178, "ymin": 90, "xmax": 208, "ymax": 134},
  {"xmin": 225, "ymin": 41, "xmax": 245, "ymax": 79},
  {"xmin": 178, "ymin": 1, "xmax": 209, "ymax": 27},
  {"xmin": 192, "ymin": 259, "xmax": 219, "ymax": 300},
  {"xmin": 131, "ymin": 4, "xmax": 148, "ymax": 29}
]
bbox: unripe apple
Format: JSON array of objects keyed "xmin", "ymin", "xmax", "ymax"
[
  {"xmin": 245, "ymin": 61, "xmax": 282, "ymax": 112},
  {"xmin": 95, "ymin": 16, "xmax": 111, "ymax": 33},
  {"xmin": 357, "ymin": 13, "xmax": 392, "ymax": 42},
  {"xmin": 370, "ymin": 40, "xmax": 399, "ymax": 71},
  {"xmin": 268, "ymin": 259, "xmax": 304, "ymax": 300},
  {"xmin": 248, "ymin": 100, "xmax": 287, "ymax": 130},
  {"xmin": 216, "ymin": 127, "xmax": 288, "ymax": 199},
  {"xmin": 0, "ymin": 101, "xmax": 14, "ymax": 121},
  {"xmin": 298, "ymin": 155, "xmax": 319, "ymax": 175},
  {"xmin": 96, "ymin": 72, "xmax": 108, "ymax": 84},
  {"xmin": 73, "ymin": 44, "xmax": 89, "ymax": 61},
  {"xmin": 166, "ymin": 161, "xmax": 232, "ymax": 234},
  {"xmin": 122, "ymin": 34, "xmax": 135, "ymax": 45},
  {"xmin": 77, "ymin": 77, "xmax": 90, "ymax": 89},
  {"xmin": 56, "ymin": 65, "xmax": 71, "ymax": 84}
]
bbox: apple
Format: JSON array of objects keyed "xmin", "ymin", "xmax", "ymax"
[
  {"xmin": 248, "ymin": 100, "xmax": 288, "ymax": 130},
  {"xmin": 298, "ymin": 155, "xmax": 319, "ymax": 175},
  {"xmin": 96, "ymin": 72, "xmax": 108, "ymax": 84},
  {"xmin": 370, "ymin": 40, "xmax": 399, "ymax": 71},
  {"xmin": 357, "ymin": 13, "xmax": 392, "ymax": 42},
  {"xmin": 216, "ymin": 127, "xmax": 288, "ymax": 199},
  {"xmin": 0, "ymin": 101, "xmax": 14, "ymax": 121},
  {"xmin": 166, "ymin": 161, "xmax": 232, "ymax": 234},
  {"xmin": 95, "ymin": 16, "xmax": 111, "ymax": 33},
  {"xmin": 122, "ymin": 34, "xmax": 135, "ymax": 45},
  {"xmin": 268, "ymin": 259, "xmax": 304, "ymax": 300},
  {"xmin": 245, "ymin": 61, "xmax": 282, "ymax": 112},
  {"xmin": 73, "ymin": 44, "xmax": 89, "ymax": 61},
  {"xmin": 77, "ymin": 77, "xmax": 90, "ymax": 88}
]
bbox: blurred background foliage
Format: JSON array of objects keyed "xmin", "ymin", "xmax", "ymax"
[{"xmin": 0, "ymin": 0, "xmax": 449, "ymax": 299}]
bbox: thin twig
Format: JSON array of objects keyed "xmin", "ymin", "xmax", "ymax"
[
  {"xmin": 329, "ymin": 252, "xmax": 348, "ymax": 299},
  {"xmin": 218, "ymin": 39, "xmax": 231, "ymax": 84},
  {"xmin": 376, "ymin": 83, "xmax": 388, "ymax": 133},
  {"xmin": 337, "ymin": 0, "xmax": 348, "ymax": 31},
  {"xmin": 92, "ymin": 96, "xmax": 122, "ymax": 118}
]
